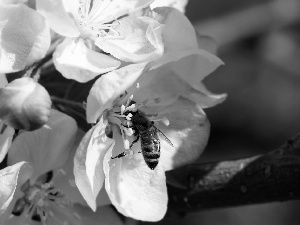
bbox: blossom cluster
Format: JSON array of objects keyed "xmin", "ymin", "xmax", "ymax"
[{"xmin": 0, "ymin": 0, "xmax": 226, "ymax": 224}]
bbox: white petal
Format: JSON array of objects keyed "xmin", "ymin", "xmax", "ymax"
[
  {"xmin": 196, "ymin": 33, "xmax": 218, "ymax": 54},
  {"xmin": 0, "ymin": 123, "xmax": 14, "ymax": 163},
  {"xmin": 130, "ymin": 59, "xmax": 225, "ymax": 108},
  {"xmin": 146, "ymin": 7, "xmax": 223, "ymax": 73},
  {"xmin": 0, "ymin": 74, "xmax": 7, "ymax": 88},
  {"xmin": 0, "ymin": 0, "xmax": 27, "ymax": 5},
  {"xmin": 73, "ymin": 205, "xmax": 124, "ymax": 225},
  {"xmin": 7, "ymin": 110, "xmax": 77, "ymax": 182},
  {"xmin": 151, "ymin": 0, "xmax": 188, "ymax": 13},
  {"xmin": 53, "ymin": 38, "xmax": 121, "ymax": 83},
  {"xmin": 52, "ymin": 129, "xmax": 87, "ymax": 206},
  {"xmin": 86, "ymin": 63, "xmax": 147, "ymax": 123},
  {"xmin": 184, "ymin": 82, "xmax": 227, "ymax": 108},
  {"xmin": 0, "ymin": 4, "xmax": 50, "ymax": 73},
  {"xmin": 36, "ymin": 0, "xmax": 80, "ymax": 37},
  {"xmin": 74, "ymin": 117, "xmax": 115, "ymax": 211},
  {"xmin": 0, "ymin": 162, "xmax": 31, "ymax": 217},
  {"xmin": 87, "ymin": 0, "xmax": 154, "ymax": 24},
  {"xmin": 164, "ymin": 50, "xmax": 223, "ymax": 90},
  {"xmin": 104, "ymin": 130, "xmax": 168, "ymax": 221},
  {"xmin": 151, "ymin": 7, "xmax": 197, "ymax": 54},
  {"xmin": 95, "ymin": 16, "xmax": 163, "ymax": 63},
  {"xmin": 2, "ymin": 214, "xmax": 41, "ymax": 225},
  {"xmin": 45, "ymin": 204, "xmax": 124, "ymax": 225}
]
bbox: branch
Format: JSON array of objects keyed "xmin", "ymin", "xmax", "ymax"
[{"xmin": 167, "ymin": 134, "xmax": 300, "ymax": 213}]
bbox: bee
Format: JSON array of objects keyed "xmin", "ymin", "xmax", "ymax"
[{"xmin": 112, "ymin": 108, "xmax": 173, "ymax": 170}]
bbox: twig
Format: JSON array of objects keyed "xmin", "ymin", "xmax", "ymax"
[
  {"xmin": 167, "ymin": 134, "xmax": 300, "ymax": 212},
  {"xmin": 51, "ymin": 96, "xmax": 84, "ymax": 109}
]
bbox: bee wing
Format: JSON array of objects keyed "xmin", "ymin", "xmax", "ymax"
[{"xmin": 154, "ymin": 127, "xmax": 174, "ymax": 147}]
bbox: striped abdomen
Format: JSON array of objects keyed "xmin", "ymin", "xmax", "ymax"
[{"xmin": 140, "ymin": 126, "xmax": 160, "ymax": 170}]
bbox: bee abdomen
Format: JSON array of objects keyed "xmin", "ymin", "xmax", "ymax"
[
  {"xmin": 145, "ymin": 160, "xmax": 159, "ymax": 170},
  {"xmin": 141, "ymin": 144, "xmax": 160, "ymax": 170}
]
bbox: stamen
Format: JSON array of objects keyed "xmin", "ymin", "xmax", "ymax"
[
  {"xmin": 120, "ymin": 105, "xmax": 126, "ymax": 115},
  {"xmin": 12, "ymin": 178, "xmax": 75, "ymax": 224},
  {"xmin": 126, "ymin": 95, "xmax": 134, "ymax": 107},
  {"xmin": 126, "ymin": 104, "xmax": 137, "ymax": 112},
  {"xmin": 124, "ymin": 139, "xmax": 130, "ymax": 150},
  {"xmin": 124, "ymin": 127, "xmax": 134, "ymax": 136},
  {"xmin": 162, "ymin": 116, "xmax": 170, "ymax": 126},
  {"xmin": 151, "ymin": 116, "xmax": 170, "ymax": 126},
  {"xmin": 125, "ymin": 113, "xmax": 133, "ymax": 121},
  {"xmin": 59, "ymin": 169, "xmax": 67, "ymax": 176}
]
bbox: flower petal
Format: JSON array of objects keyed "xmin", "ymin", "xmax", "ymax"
[
  {"xmin": 52, "ymin": 129, "xmax": 87, "ymax": 206},
  {"xmin": 183, "ymin": 82, "xmax": 227, "ymax": 108},
  {"xmin": 95, "ymin": 16, "xmax": 163, "ymax": 63},
  {"xmin": 150, "ymin": 7, "xmax": 197, "ymax": 55},
  {"xmin": 53, "ymin": 38, "xmax": 121, "ymax": 83},
  {"xmin": 86, "ymin": 62, "xmax": 147, "ymax": 123},
  {"xmin": 165, "ymin": 51, "xmax": 223, "ymax": 90},
  {"xmin": 36, "ymin": 0, "xmax": 80, "ymax": 37},
  {"xmin": 0, "ymin": 162, "xmax": 31, "ymax": 217},
  {"xmin": 0, "ymin": 123, "xmax": 14, "ymax": 163},
  {"xmin": 196, "ymin": 33, "xmax": 218, "ymax": 54},
  {"xmin": 0, "ymin": 4, "xmax": 50, "ymax": 73},
  {"xmin": 151, "ymin": 0, "xmax": 188, "ymax": 13},
  {"xmin": 129, "ymin": 60, "xmax": 225, "ymax": 108},
  {"xmin": 129, "ymin": 64, "xmax": 193, "ymax": 106},
  {"xmin": 44, "ymin": 204, "xmax": 124, "ymax": 225},
  {"xmin": 7, "ymin": 110, "xmax": 77, "ymax": 182},
  {"xmin": 141, "ymin": 97, "xmax": 210, "ymax": 171},
  {"xmin": 74, "ymin": 117, "xmax": 115, "ymax": 211},
  {"xmin": 145, "ymin": 7, "xmax": 223, "ymax": 72},
  {"xmin": 2, "ymin": 214, "xmax": 41, "ymax": 225},
  {"xmin": 71, "ymin": 204, "xmax": 124, "ymax": 225},
  {"xmin": 104, "ymin": 129, "xmax": 168, "ymax": 221},
  {"xmin": 87, "ymin": 0, "xmax": 154, "ymax": 24},
  {"xmin": 0, "ymin": 0, "xmax": 27, "ymax": 4},
  {"xmin": 0, "ymin": 74, "xmax": 8, "ymax": 88}
]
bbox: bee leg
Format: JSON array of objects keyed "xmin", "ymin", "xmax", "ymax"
[
  {"xmin": 130, "ymin": 135, "xmax": 140, "ymax": 149},
  {"xmin": 111, "ymin": 152, "xmax": 127, "ymax": 159}
]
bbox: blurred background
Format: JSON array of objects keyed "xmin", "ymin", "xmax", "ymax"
[{"xmin": 144, "ymin": 0, "xmax": 300, "ymax": 224}]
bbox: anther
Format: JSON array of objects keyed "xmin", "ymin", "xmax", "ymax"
[{"xmin": 162, "ymin": 116, "xmax": 170, "ymax": 126}]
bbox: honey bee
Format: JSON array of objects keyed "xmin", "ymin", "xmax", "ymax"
[{"xmin": 112, "ymin": 107, "xmax": 173, "ymax": 170}]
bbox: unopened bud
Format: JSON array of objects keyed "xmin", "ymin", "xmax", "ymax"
[{"xmin": 0, "ymin": 78, "xmax": 51, "ymax": 131}]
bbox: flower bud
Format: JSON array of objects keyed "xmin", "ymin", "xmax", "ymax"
[{"xmin": 0, "ymin": 77, "xmax": 51, "ymax": 131}]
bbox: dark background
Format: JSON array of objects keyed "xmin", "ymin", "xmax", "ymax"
[{"xmin": 144, "ymin": 0, "xmax": 300, "ymax": 224}]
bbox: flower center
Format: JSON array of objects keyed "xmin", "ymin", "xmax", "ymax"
[
  {"xmin": 77, "ymin": 0, "xmax": 122, "ymax": 41},
  {"xmin": 11, "ymin": 171, "xmax": 75, "ymax": 225}
]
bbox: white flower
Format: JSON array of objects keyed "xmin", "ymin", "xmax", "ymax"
[
  {"xmin": 36, "ymin": 0, "xmax": 164, "ymax": 83},
  {"xmin": 151, "ymin": 0, "xmax": 188, "ymax": 13},
  {"xmin": 73, "ymin": 55, "xmax": 224, "ymax": 221},
  {"xmin": 0, "ymin": 1, "xmax": 50, "ymax": 73},
  {"xmin": 0, "ymin": 109, "xmax": 125, "ymax": 225},
  {"xmin": 0, "ymin": 74, "xmax": 14, "ymax": 164}
]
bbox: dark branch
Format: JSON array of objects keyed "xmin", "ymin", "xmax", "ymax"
[{"xmin": 167, "ymin": 134, "xmax": 300, "ymax": 213}]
